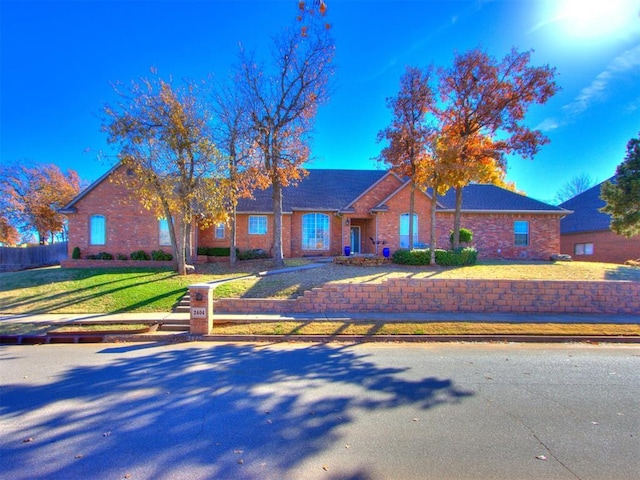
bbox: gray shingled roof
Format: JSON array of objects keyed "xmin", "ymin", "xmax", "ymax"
[
  {"xmin": 237, "ymin": 169, "xmax": 565, "ymax": 214},
  {"xmin": 435, "ymin": 184, "xmax": 567, "ymax": 212},
  {"xmin": 560, "ymin": 178, "xmax": 613, "ymax": 234},
  {"xmin": 237, "ymin": 169, "xmax": 389, "ymax": 212}
]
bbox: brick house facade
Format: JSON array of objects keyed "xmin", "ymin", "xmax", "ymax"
[
  {"xmin": 560, "ymin": 178, "xmax": 640, "ymax": 264},
  {"xmin": 62, "ymin": 165, "xmax": 568, "ymax": 262}
]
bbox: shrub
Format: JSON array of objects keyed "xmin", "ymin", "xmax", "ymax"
[
  {"xmin": 435, "ymin": 247, "xmax": 478, "ymax": 266},
  {"xmin": 197, "ymin": 247, "xmax": 237, "ymax": 257},
  {"xmin": 237, "ymin": 248, "xmax": 270, "ymax": 261},
  {"xmin": 151, "ymin": 250, "xmax": 173, "ymax": 261},
  {"xmin": 392, "ymin": 249, "xmax": 431, "ymax": 265},
  {"xmin": 86, "ymin": 252, "xmax": 114, "ymax": 260},
  {"xmin": 392, "ymin": 247, "xmax": 478, "ymax": 266},
  {"xmin": 449, "ymin": 228, "xmax": 473, "ymax": 246},
  {"xmin": 130, "ymin": 250, "xmax": 150, "ymax": 261},
  {"xmin": 71, "ymin": 246, "xmax": 81, "ymax": 259},
  {"xmin": 116, "ymin": 253, "xmax": 128, "ymax": 260}
]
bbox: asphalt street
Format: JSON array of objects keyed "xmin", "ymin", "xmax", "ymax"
[{"xmin": 1, "ymin": 342, "xmax": 639, "ymax": 480}]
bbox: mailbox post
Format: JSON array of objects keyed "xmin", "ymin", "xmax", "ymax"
[{"xmin": 189, "ymin": 283, "xmax": 215, "ymax": 334}]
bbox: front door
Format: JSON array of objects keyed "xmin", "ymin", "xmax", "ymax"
[{"xmin": 350, "ymin": 226, "xmax": 361, "ymax": 254}]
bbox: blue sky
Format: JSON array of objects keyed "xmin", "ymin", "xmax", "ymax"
[{"xmin": 1, "ymin": 0, "xmax": 639, "ymax": 203}]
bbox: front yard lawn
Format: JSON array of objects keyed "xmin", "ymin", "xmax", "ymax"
[{"xmin": 0, "ymin": 260, "xmax": 638, "ymax": 314}]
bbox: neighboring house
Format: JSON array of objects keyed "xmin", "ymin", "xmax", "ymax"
[
  {"xmin": 61, "ymin": 164, "xmax": 568, "ymax": 262},
  {"xmin": 560, "ymin": 178, "xmax": 640, "ymax": 264}
]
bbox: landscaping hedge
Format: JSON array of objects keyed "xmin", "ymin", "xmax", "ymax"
[
  {"xmin": 392, "ymin": 247, "xmax": 478, "ymax": 266},
  {"xmin": 196, "ymin": 247, "xmax": 239, "ymax": 257}
]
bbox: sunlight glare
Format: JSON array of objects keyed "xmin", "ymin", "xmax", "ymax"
[{"xmin": 549, "ymin": 0, "xmax": 639, "ymax": 40}]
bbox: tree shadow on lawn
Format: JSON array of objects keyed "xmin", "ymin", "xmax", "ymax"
[
  {"xmin": 0, "ymin": 272, "xmax": 183, "ymax": 314},
  {"xmin": 1, "ymin": 343, "xmax": 473, "ymax": 480}
]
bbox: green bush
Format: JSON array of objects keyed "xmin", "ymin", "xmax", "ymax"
[
  {"xmin": 116, "ymin": 253, "xmax": 128, "ymax": 260},
  {"xmin": 392, "ymin": 248, "xmax": 431, "ymax": 265},
  {"xmin": 197, "ymin": 247, "xmax": 237, "ymax": 257},
  {"xmin": 86, "ymin": 252, "xmax": 114, "ymax": 260},
  {"xmin": 449, "ymin": 228, "xmax": 473, "ymax": 246},
  {"xmin": 130, "ymin": 250, "xmax": 150, "ymax": 261},
  {"xmin": 71, "ymin": 246, "xmax": 81, "ymax": 259},
  {"xmin": 151, "ymin": 250, "xmax": 173, "ymax": 261},
  {"xmin": 392, "ymin": 247, "xmax": 477, "ymax": 266},
  {"xmin": 237, "ymin": 248, "xmax": 270, "ymax": 261},
  {"xmin": 435, "ymin": 247, "xmax": 478, "ymax": 266}
]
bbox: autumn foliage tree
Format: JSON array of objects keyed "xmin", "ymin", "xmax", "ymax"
[
  {"xmin": 377, "ymin": 66, "xmax": 435, "ymax": 251},
  {"xmin": 436, "ymin": 48, "xmax": 559, "ymax": 248},
  {"xmin": 0, "ymin": 162, "xmax": 81, "ymax": 244},
  {"xmin": 211, "ymin": 78, "xmax": 258, "ymax": 265},
  {"xmin": 103, "ymin": 72, "xmax": 228, "ymax": 275},
  {"xmin": 237, "ymin": 2, "xmax": 335, "ymax": 267},
  {"xmin": 600, "ymin": 133, "xmax": 640, "ymax": 237}
]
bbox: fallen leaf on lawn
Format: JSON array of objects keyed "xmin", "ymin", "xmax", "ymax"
[
  {"xmin": 345, "ymin": 444, "xmax": 350, "ymax": 449},
  {"xmin": 237, "ymin": 459, "xmax": 244, "ymax": 465},
  {"xmin": 322, "ymin": 465, "xmax": 328, "ymax": 471},
  {"xmin": 75, "ymin": 454, "xmax": 83, "ymax": 459},
  {"xmin": 22, "ymin": 437, "xmax": 34, "ymax": 443},
  {"xmin": 234, "ymin": 449, "xmax": 243, "ymax": 454},
  {"xmin": 536, "ymin": 455, "xmax": 547, "ymax": 461},
  {"xmin": 412, "ymin": 418, "xmax": 419, "ymax": 422},
  {"xmin": 103, "ymin": 431, "xmax": 111, "ymax": 437},
  {"xmin": 123, "ymin": 474, "xmax": 131, "ymax": 479},
  {"xmin": 266, "ymin": 419, "xmax": 272, "ymax": 424},
  {"xmin": 591, "ymin": 422, "xmax": 599, "ymax": 425}
]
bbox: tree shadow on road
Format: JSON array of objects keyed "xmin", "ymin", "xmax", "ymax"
[{"xmin": 1, "ymin": 343, "xmax": 473, "ymax": 479}]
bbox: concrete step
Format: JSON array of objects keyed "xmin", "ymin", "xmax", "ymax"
[{"xmin": 159, "ymin": 318, "xmax": 190, "ymax": 332}]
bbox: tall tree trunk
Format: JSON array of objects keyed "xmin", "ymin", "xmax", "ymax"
[
  {"xmin": 176, "ymin": 219, "xmax": 189, "ymax": 276},
  {"xmin": 230, "ymin": 207, "xmax": 237, "ymax": 266},
  {"xmin": 408, "ymin": 179, "xmax": 415, "ymax": 250},
  {"xmin": 429, "ymin": 188, "xmax": 438, "ymax": 266},
  {"xmin": 272, "ymin": 181, "xmax": 285, "ymax": 268},
  {"xmin": 452, "ymin": 186, "xmax": 463, "ymax": 250}
]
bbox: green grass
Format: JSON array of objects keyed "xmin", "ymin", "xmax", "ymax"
[
  {"xmin": 209, "ymin": 321, "xmax": 640, "ymax": 337},
  {"xmin": 0, "ymin": 266, "xmax": 243, "ymax": 314},
  {"xmin": 1, "ymin": 260, "xmax": 638, "ymax": 314}
]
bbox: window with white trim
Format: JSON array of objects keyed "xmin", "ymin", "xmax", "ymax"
[
  {"xmin": 215, "ymin": 223, "xmax": 225, "ymax": 239},
  {"xmin": 514, "ymin": 220, "xmax": 529, "ymax": 246},
  {"xmin": 302, "ymin": 213, "xmax": 330, "ymax": 250},
  {"xmin": 89, "ymin": 215, "xmax": 106, "ymax": 245},
  {"xmin": 159, "ymin": 218, "xmax": 171, "ymax": 246},
  {"xmin": 399, "ymin": 213, "xmax": 418, "ymax": 249},
  {"xmin": 574, "ymin": 243, "xmax": 594, "ymax": 255},
  {"xmin": 249, "ymin": 216, "xmax": 267, "ymax": 235}
]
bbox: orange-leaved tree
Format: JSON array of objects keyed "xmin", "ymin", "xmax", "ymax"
[
  {"xmin": 211, "ymin": 76, "xmax": 260, "ymax": 265},
  {"xmin": 237, "ymin": 2, "xmax": 335, "ymax": 267},
  {"xmin": 0, "ymin": 162, "xmax": 81, "ymax": 244},
  {"xmin": 377, "ymin": 66, "xmax": 436, "ymax": 251},
  {"xmin": 437, "ymin": 48, "xmax": 559, "ymax": 249},
  {"xmin": 103, "ymin": 72, "xmax": 228, "ymax": 275}
]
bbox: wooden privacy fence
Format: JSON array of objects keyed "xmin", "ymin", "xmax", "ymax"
[{"xmin": 0, "ymin": 242, "xmax": 68, "ymax": 272}]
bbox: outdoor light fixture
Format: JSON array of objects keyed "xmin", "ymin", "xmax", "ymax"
[
  {"xmin": 346, "ymin": 218, "xmax": 350, "ymax": 226},
  {"xmin": 195, "ymin": 292, "xmax": 203, "ymax": 301}
]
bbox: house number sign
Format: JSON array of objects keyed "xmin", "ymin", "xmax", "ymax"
[{"xmin": 191, "ymin": 307, "xmax": 207, "ymax": 318}]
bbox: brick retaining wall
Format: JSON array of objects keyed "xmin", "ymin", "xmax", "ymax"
[{"xmin": 214, "ymin": 279, "xmax": 640, "ymax": 315}]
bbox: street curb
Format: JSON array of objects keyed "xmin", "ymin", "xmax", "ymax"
[{"xmin": 2, "ymin": 333, "xmax": 639, "ymax": 345}]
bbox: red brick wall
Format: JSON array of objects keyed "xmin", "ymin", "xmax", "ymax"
[
  {"xmin": 214, "ymin": 279, "xmax": 640, "ymax": 315},
  {"xmin": 375, "ymin": 187, "xmax": 434, "ymax": 249},
  {"xmin": 66, "ymin": 168, "xmax": 175, "ymax": 259},
  {"xmin": 446, "ymin": 213, "xmax": 562, "ymax": 260},
  {"xmin": 561, "ymin": 231, "xmax": 640, "ymax": 264}
]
